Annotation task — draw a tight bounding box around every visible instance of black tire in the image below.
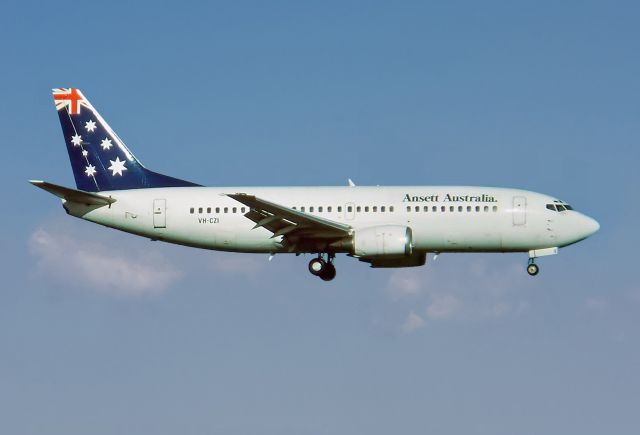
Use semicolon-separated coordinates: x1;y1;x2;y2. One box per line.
308;258;326;276
320;263;337;281
527;263;539;276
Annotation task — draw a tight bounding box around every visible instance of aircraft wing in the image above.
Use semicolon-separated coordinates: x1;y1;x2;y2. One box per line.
227;193;351;247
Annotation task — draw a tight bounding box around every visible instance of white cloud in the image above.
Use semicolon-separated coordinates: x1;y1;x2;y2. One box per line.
385;256;531;325
386;269;423;299
29;227;181;297
209;253;267;277
426;294;461;320
401;311;425;333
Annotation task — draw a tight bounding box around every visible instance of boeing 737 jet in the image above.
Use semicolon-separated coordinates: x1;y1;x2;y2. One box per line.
31;88;599;281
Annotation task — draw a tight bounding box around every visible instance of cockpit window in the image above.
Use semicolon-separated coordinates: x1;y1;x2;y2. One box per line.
546;201;573;212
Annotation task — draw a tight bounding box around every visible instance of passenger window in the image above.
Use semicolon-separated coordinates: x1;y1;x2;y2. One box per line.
232;207;236;213
406;206;411;212
198;207;203;214
190;207;194;214
356;206;361;212
319;206;323;212
484;206;489;212
475;206;480;212
381;206;386;212
372;206;377;212
310;206;314;213
390;206;394;212
301;206;305;212
458;206;463;212
450;206;455;212
207;207;211;214
467;206;471;212
365;206;370;212
224;207;228;213
493;206;498;212
339;206;343;212
216;207;220;213
415;206;420;212
241;207;246;213
292;206;297;210
441;206;446;212
346;206;351;212
423;206;429;212
432;206;437;212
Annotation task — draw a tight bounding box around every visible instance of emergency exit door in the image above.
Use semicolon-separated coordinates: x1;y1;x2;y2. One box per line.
153;199;166;228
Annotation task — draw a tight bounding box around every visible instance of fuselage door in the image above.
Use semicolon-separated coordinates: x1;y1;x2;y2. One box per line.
153;198;166;228
512;196;526;226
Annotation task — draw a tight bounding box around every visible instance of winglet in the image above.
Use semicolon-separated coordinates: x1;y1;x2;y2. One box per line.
348;178;356;187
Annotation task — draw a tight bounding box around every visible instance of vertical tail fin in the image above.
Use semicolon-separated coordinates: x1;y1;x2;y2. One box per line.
53;88;199;192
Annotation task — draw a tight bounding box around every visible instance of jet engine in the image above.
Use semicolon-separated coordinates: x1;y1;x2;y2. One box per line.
352;225;413;257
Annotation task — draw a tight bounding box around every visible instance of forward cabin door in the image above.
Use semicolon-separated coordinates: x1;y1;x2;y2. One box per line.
153;199;167;228
512;196;526;226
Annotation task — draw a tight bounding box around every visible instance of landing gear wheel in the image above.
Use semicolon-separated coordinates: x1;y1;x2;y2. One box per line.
319;262;336;281
527;263;539;276
308;257;327;276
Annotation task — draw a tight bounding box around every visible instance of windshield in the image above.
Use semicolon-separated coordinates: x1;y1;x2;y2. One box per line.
546;200;573;212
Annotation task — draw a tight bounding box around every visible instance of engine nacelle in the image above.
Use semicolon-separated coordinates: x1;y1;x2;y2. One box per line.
366;253;426;268
352;225;413;258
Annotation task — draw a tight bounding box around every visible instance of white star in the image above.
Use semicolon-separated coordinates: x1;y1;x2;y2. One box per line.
101;138;113;150
108;156;127;176
85;120;97;132
85;164;97;177
82;150;89;157
71;134;82;146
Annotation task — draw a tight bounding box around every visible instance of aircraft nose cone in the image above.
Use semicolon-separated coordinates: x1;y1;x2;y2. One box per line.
580;214;600;238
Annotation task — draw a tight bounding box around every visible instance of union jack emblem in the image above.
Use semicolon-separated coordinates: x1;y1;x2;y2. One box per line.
53;88;88;115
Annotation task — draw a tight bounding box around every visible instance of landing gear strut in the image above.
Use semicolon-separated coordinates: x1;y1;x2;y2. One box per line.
527;258;539;276
308;253;337;281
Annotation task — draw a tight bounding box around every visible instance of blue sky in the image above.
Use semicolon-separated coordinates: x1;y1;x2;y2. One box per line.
1;1;639;434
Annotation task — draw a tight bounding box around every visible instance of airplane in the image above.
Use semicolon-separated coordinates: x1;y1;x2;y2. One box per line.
31;88;600;281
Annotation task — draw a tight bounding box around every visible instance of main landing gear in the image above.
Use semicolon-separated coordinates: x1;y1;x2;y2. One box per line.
527;258;540;276
308;253;337;281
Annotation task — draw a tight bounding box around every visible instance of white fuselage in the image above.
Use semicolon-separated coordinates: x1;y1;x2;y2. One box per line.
64;186;599;255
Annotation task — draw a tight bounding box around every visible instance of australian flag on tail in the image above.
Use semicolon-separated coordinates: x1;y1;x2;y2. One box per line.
53;88;199;192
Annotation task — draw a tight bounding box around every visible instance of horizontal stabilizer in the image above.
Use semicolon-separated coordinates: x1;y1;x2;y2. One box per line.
29;180;116;205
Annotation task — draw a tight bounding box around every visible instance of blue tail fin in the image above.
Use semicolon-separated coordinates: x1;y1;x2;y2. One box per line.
53;88;200;192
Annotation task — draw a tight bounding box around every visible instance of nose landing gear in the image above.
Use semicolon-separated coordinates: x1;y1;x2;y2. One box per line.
308;254;337;281
526;247;558;276
527;258;539;276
